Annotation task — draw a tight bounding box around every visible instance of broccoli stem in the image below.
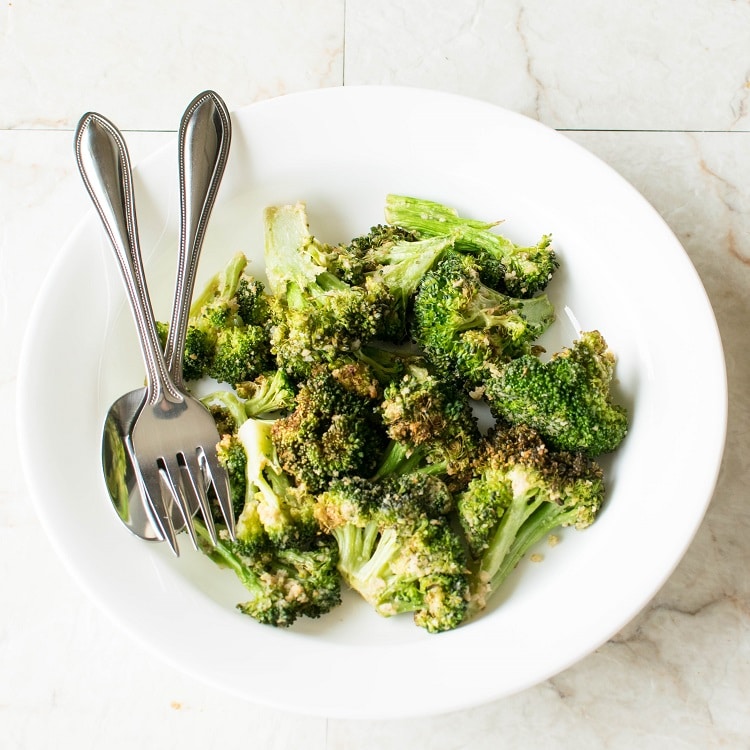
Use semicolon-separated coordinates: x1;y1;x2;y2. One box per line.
372;441;428;480
384;194;512;256
334;524;402;608
189;252;247;317
194;519;264;596
491;502;580;592
477;492;545;589
332;522;380;580
470;494;582;614
201;390;249;429
385;194;498;234
351;527;399;588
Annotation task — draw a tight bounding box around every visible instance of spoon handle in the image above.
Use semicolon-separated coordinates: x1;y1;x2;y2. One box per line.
165;90;232;387
74;113;181;405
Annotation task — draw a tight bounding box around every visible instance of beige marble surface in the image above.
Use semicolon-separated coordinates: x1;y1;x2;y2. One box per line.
2;1;749;747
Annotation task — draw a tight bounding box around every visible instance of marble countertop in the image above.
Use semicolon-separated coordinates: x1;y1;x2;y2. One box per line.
2;1;748;747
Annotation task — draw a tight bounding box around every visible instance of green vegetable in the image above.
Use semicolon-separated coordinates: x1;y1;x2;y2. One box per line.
271;368;388;493
316;474;469;633
376;358;482;491
485;330;628;456
457;423;604;615
384;194;558;297
198;521;340;627
161;252;274;385
264;203;394;380
412;250;555;387
180;194;628;632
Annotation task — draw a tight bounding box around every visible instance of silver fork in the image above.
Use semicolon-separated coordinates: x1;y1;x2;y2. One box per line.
75;110;234;555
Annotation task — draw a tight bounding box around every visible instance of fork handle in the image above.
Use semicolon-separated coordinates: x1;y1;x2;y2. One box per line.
165;91;232;388
75;112;182;405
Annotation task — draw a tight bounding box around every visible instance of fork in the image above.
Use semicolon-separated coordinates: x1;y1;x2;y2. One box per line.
75;110;234;555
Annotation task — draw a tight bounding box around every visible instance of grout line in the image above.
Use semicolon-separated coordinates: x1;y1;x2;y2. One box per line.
2;126;750;135
0;127;178;134
558;128;750;134
342;0;347;87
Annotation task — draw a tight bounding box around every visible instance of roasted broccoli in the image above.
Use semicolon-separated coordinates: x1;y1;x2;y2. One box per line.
376;359;482;490
384;194;559;297
203;370;295;433
183;195;629;633
412;251;555;387
235;369;297;416
271;368;388;493
457;423;604;615
233;416;319;550
315;473;469;632
215;432;248;520
484;330;628;456
197;521;340;627
167;252;274;384
362;232;456;341
210;406;320;551
264;203;393;379
345;224;419;269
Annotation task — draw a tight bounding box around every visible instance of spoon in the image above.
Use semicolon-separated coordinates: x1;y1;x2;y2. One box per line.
99;91;232;541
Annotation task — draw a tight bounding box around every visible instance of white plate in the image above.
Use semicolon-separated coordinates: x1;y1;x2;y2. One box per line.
17;86;727;719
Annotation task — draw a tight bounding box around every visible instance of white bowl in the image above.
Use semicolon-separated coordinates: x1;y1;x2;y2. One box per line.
17;86;727;719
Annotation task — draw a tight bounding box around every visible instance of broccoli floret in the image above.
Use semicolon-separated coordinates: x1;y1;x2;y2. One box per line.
485;330;629;456
198;520;340;627
384;194;558;297
165;252;274;385
209;325;272;386
457;423;604;615
234;417;319;549
412;251;555;387
181;326;215;382
264;203;394;379
346;224;419;267
271;369;388;493
362;232;456;341
215;433;248;520
203;371;296;433
235;274;272;327
304;224;425;287
315;474;468;632
376;359;482;490
328;361;382;400
156;318;213;383
235;370;296;416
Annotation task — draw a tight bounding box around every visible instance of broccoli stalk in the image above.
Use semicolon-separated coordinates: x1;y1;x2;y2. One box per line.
384;194;558;297
457;424;604;615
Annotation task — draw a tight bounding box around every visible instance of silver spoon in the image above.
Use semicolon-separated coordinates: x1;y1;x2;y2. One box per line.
98;91;232;541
